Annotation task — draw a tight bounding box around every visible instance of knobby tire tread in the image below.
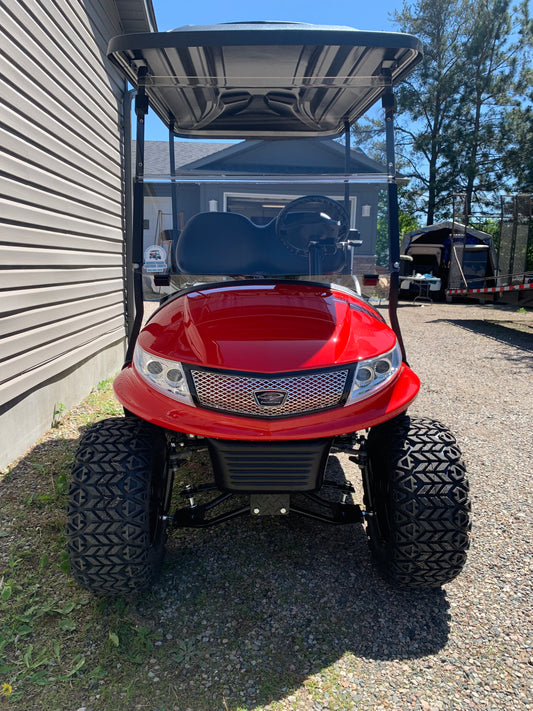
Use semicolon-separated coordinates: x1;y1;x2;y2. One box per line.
67;417;167;596
366;415;471;588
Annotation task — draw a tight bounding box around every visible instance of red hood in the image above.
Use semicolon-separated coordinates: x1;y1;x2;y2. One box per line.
138;282;396;373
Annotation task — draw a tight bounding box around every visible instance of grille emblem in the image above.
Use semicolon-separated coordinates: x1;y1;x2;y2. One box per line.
253;389;288;408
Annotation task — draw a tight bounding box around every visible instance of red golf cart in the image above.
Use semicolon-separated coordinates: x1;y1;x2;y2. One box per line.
67;22;470;595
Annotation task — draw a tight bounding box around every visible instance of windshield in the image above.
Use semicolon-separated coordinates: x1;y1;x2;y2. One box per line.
140;138;389;300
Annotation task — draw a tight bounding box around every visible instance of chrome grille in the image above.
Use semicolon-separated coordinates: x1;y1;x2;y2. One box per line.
190;368;349;417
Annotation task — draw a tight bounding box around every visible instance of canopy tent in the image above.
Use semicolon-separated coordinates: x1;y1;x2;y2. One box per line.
401;221;498;295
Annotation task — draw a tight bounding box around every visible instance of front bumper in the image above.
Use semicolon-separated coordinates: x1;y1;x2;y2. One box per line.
114;363;419;440
207;437;332;492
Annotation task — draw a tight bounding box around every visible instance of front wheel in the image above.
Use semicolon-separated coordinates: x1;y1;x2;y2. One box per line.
67;417;171;596
363;415;471;588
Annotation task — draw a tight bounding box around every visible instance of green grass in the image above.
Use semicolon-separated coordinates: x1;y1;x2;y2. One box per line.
0;380;307;711
0;380;149;708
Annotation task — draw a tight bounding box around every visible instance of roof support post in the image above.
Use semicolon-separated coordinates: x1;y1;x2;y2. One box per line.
169;119;179;238
123;88;136;344
125;67;149;364
343;119;351;220
383;84;407;362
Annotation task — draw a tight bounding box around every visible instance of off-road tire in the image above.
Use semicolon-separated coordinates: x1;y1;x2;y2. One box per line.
67;417;170;596
363;415;471;588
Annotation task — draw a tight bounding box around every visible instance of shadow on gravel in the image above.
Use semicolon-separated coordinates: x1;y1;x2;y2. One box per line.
433;318;533;357
134;458;452;709
2;436;451;711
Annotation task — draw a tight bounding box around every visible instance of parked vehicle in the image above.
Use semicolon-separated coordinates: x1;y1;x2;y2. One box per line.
399;221;497;300
67;22;471;595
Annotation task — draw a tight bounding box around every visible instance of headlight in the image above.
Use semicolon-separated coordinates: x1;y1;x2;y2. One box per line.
133;344;194;405
347;342;402;404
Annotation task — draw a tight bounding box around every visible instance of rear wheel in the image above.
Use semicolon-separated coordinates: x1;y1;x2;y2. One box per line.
67;417;171;596
363;415;471;588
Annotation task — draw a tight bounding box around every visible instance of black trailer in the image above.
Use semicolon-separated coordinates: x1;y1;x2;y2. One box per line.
400;221;498;301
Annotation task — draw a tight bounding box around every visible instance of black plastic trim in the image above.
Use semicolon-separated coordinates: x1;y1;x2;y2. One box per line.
152;278;374;321
207;437;333;493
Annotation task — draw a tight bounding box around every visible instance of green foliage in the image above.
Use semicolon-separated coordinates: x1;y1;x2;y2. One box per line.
0;522;161;704
399;211;420;237
356;0;532;225
376;189;420;267
351;116;386;164
171;638;200;665
96;378;113;392
0;564;89;701
498;1;533;193
0;385;126;705
453;0;519;213
394;0;473;223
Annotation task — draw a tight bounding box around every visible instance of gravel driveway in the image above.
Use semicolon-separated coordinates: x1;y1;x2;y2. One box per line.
129;300;532;711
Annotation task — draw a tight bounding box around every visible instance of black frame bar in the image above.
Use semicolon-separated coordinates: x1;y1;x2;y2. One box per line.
125;69;148;365
169;119;179;242
383;85;407;362
344;119;351;218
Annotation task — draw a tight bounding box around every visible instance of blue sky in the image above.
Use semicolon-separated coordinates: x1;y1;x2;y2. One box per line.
151;0;401;33
143;0;403;140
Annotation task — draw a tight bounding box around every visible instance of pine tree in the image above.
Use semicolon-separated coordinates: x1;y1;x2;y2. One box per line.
353;1;529;226
454;0;519;216
498;0;533;192
393;0;470;224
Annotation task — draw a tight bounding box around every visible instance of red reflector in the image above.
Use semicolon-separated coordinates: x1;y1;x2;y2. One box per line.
363;274;379;286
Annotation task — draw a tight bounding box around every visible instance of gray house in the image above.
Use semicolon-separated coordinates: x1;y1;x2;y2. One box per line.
142;139;386;273
0;0;156;469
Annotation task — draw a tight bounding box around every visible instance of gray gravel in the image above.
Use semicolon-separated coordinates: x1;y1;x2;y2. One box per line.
135;301;532;711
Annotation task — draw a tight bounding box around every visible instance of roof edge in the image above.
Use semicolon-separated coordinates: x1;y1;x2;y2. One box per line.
114;0;157;34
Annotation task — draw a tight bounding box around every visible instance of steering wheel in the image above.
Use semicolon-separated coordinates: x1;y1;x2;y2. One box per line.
275;195;350;256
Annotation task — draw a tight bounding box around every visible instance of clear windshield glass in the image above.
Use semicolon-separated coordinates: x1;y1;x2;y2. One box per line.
139;138;390;300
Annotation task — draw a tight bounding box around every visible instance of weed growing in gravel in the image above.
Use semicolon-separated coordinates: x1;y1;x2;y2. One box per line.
51;402;66;428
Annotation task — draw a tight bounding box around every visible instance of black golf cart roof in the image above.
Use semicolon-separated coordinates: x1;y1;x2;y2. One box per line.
108;21;422;138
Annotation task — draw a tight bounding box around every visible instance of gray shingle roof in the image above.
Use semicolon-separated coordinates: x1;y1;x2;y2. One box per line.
141;141;237;174
139;139;388;177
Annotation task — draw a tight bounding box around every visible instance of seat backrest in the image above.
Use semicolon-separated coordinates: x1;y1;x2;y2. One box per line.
176;212;264;274
175;210;346;276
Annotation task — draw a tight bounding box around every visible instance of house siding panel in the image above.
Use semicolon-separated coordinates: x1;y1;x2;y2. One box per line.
1;292;124;338
0;223;123;253
2;312;125;382
0;331;123;409
0;129;122;203
0;0;129;469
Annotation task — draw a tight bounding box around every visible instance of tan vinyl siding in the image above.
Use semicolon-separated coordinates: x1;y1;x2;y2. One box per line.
0;0;129;468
